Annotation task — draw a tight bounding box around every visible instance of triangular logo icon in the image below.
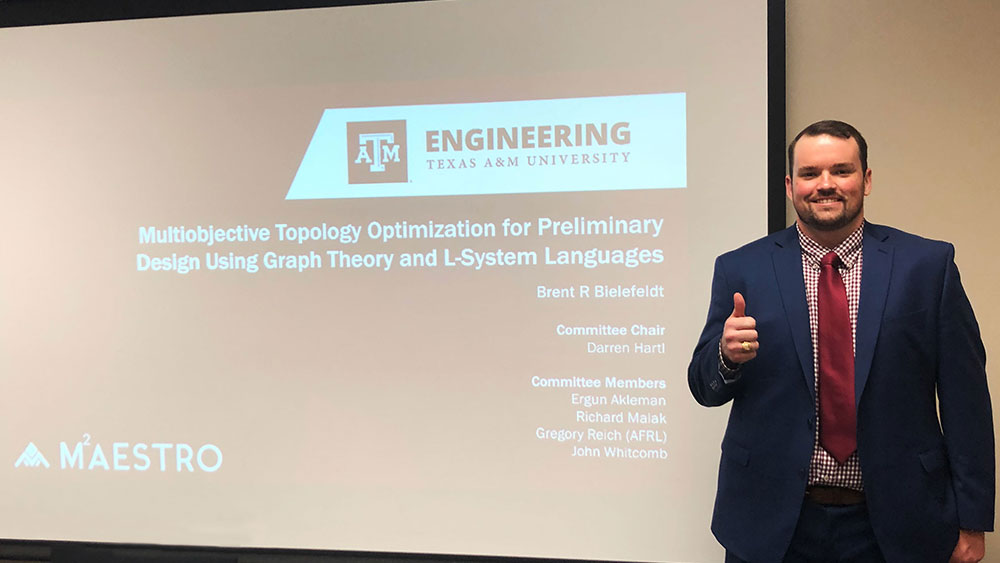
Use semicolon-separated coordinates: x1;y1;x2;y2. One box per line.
14;442;50;468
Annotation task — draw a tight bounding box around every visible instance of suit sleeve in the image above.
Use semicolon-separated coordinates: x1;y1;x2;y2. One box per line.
936;244;995;531
688;255;745;406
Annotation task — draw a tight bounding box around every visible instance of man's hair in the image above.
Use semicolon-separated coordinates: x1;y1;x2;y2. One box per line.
787;120;868;174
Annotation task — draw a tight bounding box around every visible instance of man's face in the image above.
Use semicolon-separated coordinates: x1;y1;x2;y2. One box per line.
785;134;872;237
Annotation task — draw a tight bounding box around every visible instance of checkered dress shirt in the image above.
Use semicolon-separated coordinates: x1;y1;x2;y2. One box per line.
798;223;864;491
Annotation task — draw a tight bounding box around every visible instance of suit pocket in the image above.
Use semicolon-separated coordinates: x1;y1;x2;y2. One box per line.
918;446;952;503
918;447;947;473
722;439;750;467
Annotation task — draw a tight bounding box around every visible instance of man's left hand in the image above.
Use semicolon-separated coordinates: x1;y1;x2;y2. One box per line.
949;530;985;563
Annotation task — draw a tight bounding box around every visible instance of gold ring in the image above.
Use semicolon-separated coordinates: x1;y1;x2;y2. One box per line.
741;341;751;352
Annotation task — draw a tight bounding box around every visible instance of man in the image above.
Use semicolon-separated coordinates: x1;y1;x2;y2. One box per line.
688;120;994;563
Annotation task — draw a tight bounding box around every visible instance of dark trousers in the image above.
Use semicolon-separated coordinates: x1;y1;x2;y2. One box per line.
725;498;885;563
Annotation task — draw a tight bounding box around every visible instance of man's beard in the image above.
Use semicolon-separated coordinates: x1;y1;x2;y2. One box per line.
796;200;863;232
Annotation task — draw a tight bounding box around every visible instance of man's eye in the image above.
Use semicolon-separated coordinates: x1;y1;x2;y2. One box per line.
799;172;817;178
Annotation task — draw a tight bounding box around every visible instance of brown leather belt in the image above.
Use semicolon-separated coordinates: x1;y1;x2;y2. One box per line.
805;485;865;506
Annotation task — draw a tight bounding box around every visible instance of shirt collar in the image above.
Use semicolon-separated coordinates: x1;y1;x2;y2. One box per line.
796;222;864;269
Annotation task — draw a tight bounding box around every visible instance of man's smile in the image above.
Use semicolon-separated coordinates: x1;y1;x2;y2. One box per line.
810;197;844;205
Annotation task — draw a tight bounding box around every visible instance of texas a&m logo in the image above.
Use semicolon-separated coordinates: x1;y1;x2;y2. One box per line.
346;120;407;184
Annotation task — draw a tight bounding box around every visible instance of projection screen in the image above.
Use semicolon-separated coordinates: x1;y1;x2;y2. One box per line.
0;1;775;561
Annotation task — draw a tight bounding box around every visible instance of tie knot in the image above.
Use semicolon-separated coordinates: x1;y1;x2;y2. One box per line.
821;251;841;268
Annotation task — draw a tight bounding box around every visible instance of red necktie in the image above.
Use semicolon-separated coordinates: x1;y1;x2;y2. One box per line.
818;251;856;463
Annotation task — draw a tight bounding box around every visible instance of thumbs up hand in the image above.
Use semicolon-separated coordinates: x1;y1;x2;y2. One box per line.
721;292;758;364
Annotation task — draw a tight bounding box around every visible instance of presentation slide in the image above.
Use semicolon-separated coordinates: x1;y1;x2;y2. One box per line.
0;1;769;561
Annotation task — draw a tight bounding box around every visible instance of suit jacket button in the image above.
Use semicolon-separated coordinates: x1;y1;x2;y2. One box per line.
806;418;814;430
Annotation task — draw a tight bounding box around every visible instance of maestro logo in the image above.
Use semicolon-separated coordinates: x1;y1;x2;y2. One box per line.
12;436;223;473
14;442;50;468
347;120;408;184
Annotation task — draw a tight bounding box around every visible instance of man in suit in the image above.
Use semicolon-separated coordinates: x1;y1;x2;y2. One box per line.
688;120;994;563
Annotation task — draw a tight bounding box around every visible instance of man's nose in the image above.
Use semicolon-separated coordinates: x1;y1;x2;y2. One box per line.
819;171;835;189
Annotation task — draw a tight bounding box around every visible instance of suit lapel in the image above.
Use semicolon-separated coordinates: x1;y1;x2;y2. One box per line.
771;227;815;399
855;223;892;405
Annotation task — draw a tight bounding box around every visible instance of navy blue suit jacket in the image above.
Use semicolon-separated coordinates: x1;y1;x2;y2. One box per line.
688;223;994;563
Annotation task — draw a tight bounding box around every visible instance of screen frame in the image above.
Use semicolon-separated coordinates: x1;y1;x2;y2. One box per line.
0;1;787;561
